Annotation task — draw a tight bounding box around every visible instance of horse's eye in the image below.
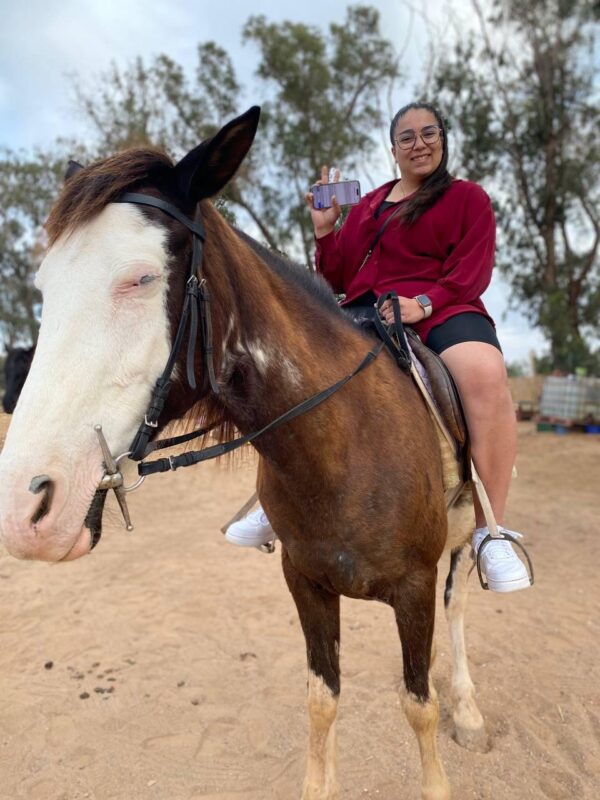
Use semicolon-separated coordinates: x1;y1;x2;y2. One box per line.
139;274;156;285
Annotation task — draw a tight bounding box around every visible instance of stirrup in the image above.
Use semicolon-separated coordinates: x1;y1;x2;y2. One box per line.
258;540;276;554
475;531;535;591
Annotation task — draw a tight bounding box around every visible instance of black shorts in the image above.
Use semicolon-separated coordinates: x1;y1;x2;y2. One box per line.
426;312;502;355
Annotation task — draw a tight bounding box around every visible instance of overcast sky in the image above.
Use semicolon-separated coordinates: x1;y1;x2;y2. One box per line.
0;0;546;363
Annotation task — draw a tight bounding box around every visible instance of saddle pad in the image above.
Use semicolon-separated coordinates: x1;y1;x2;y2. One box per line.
406;329;468;449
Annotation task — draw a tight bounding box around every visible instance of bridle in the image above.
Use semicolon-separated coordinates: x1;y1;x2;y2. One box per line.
95;192;384;532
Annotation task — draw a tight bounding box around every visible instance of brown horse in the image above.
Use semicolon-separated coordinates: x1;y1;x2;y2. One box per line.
0;108;487;799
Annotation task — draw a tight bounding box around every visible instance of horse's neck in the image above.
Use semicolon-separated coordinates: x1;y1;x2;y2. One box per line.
203;212;362;453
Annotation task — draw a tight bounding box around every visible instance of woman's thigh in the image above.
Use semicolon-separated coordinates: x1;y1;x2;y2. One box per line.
426;312;501;356
426;313;507;401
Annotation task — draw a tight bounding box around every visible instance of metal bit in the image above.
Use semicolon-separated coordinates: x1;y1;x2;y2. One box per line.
94;424;134;532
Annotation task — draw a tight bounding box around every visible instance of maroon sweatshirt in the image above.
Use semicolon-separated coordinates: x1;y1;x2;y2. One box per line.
315;178;496;342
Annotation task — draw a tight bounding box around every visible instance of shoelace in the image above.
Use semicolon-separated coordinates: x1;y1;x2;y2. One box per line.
482;528;524;561
485;540;516;561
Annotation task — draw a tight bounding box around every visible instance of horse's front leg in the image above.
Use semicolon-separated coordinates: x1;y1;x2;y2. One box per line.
394;568;451;800
444;544;489;752
282;549;340;800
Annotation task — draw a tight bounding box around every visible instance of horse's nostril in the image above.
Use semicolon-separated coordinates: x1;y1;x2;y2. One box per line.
29;475;54;526
29;474;51;495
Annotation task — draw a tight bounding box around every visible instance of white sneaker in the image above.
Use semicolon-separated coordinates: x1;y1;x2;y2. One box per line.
225;507;276;549
472;527;531;593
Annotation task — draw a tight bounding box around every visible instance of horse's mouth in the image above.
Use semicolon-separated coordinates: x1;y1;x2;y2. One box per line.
84;489;107;550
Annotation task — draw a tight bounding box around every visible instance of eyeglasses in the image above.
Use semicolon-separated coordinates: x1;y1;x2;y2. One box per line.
394;125;442;150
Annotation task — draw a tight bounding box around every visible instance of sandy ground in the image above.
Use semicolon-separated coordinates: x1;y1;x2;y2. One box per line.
0;414;598;800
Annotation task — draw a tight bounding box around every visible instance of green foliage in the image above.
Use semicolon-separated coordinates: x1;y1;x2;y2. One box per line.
427;0;599;372
242;6;401;263
0;5;403;350
72;44;242;156
0;148;71;346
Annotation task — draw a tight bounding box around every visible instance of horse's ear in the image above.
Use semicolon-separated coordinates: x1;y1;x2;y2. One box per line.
65;160;84;181
174;106;261;202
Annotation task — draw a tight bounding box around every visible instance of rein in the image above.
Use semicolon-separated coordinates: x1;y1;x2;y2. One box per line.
97;193;384;529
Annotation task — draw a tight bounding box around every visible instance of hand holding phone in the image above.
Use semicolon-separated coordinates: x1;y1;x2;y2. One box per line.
311;179;361;209
305;165;360;239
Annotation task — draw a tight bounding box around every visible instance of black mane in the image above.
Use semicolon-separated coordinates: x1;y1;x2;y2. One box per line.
235;229;350;321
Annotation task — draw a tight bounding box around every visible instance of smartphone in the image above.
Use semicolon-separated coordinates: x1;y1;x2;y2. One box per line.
311;180;361;209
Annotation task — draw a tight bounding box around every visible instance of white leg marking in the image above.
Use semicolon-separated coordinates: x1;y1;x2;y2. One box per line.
445;545;489;752
402;685;451;800
302;671;339;800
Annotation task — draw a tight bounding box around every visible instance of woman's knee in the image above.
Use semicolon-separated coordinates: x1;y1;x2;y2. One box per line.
441;343;508;399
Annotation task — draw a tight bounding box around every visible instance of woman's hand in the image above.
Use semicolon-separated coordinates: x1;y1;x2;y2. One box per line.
378;296;426;325
305;165;342;239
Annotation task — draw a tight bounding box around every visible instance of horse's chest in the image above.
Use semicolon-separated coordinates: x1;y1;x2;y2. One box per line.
285;539;371;597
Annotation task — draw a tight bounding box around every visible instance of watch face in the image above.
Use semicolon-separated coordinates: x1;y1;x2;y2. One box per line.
416;294;431;307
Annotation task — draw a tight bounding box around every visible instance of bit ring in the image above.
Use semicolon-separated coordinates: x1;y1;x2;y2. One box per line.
114;452;146;492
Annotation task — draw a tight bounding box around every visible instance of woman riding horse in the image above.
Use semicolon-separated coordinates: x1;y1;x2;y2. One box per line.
226;102;530;595
0;106;523;798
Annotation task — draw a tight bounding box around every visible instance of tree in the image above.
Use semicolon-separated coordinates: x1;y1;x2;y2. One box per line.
0;148;72;347
69;5;400;262
426;0;599;373
0;6;403;350
242;5;401;264
72;44;242;155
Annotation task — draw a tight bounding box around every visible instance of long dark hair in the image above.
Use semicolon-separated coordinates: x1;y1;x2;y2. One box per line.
389;102;452;225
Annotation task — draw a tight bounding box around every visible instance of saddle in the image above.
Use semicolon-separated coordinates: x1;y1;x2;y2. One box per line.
405;328;467;448
346;302;471;492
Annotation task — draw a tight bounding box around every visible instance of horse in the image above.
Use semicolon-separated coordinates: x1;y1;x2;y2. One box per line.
2;345;36;413
0;107;488;800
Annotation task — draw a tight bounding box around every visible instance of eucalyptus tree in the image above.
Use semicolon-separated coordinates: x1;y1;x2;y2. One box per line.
427;0;599;372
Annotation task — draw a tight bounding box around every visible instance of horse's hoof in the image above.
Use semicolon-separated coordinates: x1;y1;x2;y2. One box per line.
422;778;452;800
452;722;490;753
301;784;340;800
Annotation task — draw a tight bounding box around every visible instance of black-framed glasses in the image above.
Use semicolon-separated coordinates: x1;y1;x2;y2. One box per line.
394;125;442;150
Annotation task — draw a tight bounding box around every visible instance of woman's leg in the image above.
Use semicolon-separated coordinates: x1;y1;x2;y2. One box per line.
438;341;516;527
439;340;529;592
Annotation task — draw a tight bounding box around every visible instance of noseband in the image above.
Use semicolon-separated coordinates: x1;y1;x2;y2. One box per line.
96;193;384;532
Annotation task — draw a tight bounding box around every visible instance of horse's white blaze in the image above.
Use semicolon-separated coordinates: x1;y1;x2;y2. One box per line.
0;204;172;561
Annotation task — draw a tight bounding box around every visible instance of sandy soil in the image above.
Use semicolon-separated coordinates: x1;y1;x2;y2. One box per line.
0;414;598;800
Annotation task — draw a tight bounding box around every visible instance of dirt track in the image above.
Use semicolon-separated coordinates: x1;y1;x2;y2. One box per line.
0;414;598;800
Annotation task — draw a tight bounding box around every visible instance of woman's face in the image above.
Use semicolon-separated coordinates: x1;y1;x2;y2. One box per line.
391;108;444;184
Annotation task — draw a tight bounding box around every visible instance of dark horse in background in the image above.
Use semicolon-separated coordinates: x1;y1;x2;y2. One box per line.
2;345;35;413
0;108;491;800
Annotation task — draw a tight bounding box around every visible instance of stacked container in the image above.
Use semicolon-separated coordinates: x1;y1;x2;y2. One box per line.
539;376;600;424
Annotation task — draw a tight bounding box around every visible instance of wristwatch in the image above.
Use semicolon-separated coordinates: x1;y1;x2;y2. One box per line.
414;294;433;319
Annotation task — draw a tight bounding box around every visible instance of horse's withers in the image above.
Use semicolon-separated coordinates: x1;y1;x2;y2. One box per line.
0;204;172;561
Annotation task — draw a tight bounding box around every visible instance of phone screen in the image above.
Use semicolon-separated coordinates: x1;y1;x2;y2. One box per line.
312;180;361;209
